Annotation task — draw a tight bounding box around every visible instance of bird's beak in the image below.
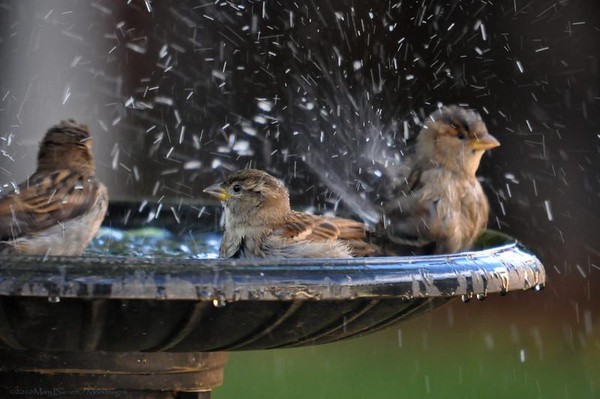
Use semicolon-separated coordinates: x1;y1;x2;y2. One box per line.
470;133;500;151
203;183;230;201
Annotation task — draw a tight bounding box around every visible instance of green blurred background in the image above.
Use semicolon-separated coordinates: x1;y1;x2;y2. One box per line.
217;289;598;398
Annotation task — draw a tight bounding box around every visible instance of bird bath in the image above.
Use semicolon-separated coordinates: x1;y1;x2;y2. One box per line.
0;203;546;398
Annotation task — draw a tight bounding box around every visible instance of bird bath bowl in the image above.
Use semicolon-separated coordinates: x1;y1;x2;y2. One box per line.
0;204;546;398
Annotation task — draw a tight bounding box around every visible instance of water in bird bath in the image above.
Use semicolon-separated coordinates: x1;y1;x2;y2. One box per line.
86;227;221;258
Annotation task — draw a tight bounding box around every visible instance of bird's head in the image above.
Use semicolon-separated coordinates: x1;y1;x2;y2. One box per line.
417;106;500;175
37;120;95;172
204;169;291;227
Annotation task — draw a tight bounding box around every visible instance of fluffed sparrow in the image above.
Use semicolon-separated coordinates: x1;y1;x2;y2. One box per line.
380;105;500;255
0;120;108;255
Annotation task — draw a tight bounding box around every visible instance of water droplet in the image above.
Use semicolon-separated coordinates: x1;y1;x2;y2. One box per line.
212;296;226;308
257;100;273;112
534;284;544;292
519;349;526;363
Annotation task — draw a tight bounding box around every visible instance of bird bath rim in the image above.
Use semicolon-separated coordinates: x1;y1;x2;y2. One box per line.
0;242;545;302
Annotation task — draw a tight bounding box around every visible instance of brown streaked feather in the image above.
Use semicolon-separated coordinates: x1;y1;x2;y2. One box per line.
345;239;379;257
0;170;104;241
278;212;376;256
329;217;370;241
280;212;356;242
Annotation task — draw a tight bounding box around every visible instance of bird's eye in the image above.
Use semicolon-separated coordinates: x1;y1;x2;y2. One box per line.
232;184;242;193
457;131;466;140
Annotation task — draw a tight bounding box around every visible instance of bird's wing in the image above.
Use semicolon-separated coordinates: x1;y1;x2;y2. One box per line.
0;170;104;241
277;211;377;257
219;230;252;258
381;166;439;253
278;212;342;242
328;217;370;241
279;211;367;242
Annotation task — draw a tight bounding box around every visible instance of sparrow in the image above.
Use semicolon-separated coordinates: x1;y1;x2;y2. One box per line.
0;120;108;256
203;169;376;258
379;105;500;255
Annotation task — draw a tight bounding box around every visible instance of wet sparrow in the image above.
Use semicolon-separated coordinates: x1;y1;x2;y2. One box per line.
0;120;108;255
380;105;500;255
204;169;375;258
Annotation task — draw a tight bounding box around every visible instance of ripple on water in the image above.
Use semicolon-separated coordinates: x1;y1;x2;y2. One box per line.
85;227;220;258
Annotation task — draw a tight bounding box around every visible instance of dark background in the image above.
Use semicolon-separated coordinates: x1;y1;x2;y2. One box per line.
0;1;598;398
